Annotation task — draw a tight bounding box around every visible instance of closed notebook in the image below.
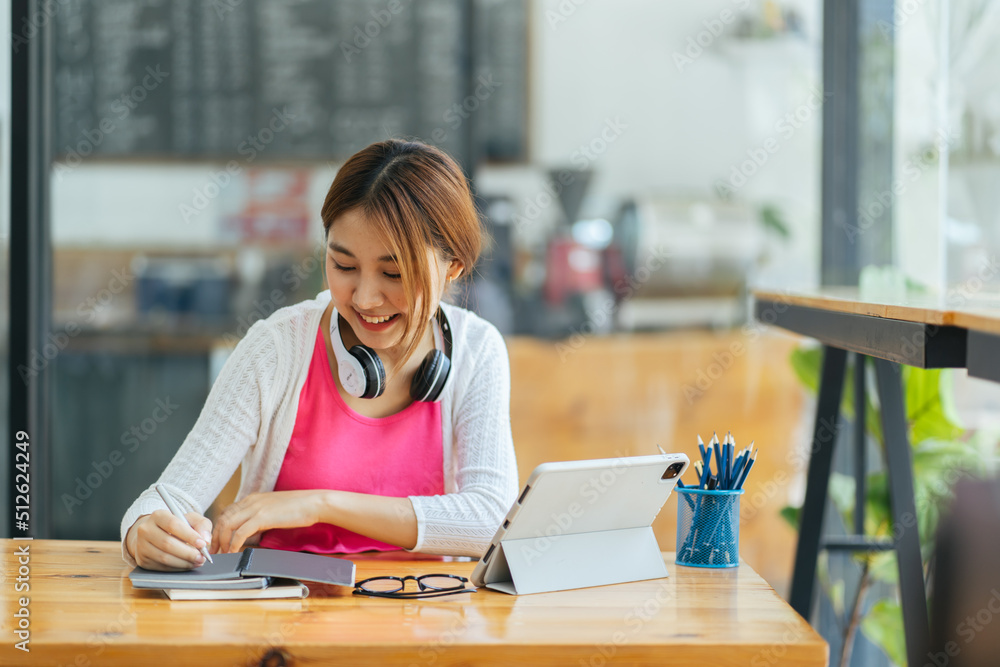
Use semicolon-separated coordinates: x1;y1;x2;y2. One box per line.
129;547;356;591
164;578;310;601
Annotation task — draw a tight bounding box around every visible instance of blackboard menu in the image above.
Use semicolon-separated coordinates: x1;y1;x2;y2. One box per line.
53;0;527;167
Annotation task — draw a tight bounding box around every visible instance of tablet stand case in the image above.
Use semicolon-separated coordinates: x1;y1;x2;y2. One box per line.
473;454;689;595
483;525;668;595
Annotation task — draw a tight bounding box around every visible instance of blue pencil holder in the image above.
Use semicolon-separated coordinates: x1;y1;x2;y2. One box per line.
675;488;743;568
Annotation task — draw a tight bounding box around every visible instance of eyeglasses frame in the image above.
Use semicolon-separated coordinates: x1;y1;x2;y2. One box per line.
352;573;476;599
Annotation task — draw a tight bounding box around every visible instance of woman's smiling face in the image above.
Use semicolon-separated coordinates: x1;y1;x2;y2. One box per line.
326;208;453;355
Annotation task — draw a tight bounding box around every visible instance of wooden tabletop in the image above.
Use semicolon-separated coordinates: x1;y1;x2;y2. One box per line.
753;287;1000;334
0;539;827;667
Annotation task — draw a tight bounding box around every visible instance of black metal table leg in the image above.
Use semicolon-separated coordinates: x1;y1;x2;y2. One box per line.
790;346;848;619
873;358;929;667
853;354;866;535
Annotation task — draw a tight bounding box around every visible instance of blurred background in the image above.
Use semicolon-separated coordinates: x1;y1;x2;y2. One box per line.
4;0;1000;663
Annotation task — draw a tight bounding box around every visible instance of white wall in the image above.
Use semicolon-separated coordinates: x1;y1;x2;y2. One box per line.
51;163;337;248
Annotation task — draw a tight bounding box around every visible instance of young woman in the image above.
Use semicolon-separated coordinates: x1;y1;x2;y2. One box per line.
122;139;518;571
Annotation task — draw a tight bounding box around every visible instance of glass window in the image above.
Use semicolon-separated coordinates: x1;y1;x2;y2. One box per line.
895;0;1000;293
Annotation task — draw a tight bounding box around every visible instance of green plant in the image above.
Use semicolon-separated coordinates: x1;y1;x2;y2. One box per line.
782;346;988;667
758;203;791;240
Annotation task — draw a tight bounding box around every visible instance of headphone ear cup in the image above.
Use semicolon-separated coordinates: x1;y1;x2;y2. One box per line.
411;350;450;402
349;345;385;399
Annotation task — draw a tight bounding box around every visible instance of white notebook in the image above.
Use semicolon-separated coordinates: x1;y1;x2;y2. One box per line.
164;578;309;600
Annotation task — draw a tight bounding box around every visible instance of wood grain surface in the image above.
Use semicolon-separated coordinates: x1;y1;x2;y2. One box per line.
0;539;827;667
753;287;1000;333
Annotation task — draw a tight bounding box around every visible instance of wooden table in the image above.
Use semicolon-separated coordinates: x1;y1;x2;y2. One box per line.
753;287;1000;667
954;309;1000;384
0;539;828;666
754;286;1000;382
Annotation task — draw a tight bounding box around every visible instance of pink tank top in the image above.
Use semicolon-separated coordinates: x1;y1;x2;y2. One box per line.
258;327;444;553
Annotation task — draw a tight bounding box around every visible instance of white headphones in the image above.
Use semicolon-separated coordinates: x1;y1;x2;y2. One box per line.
329;307;453;401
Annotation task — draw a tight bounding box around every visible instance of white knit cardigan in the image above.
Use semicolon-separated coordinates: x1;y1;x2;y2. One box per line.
120;290;519;567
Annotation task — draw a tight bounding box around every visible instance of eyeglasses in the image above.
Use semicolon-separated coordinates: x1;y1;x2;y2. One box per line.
353;573;476;599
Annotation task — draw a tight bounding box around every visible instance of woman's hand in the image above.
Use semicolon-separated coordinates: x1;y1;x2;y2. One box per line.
126;510;214;571
212;491;325;554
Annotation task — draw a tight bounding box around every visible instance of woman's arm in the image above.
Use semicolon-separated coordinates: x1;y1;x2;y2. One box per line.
318;492;418;548
119;319;279;568
213;490;417;553
406;324;519;556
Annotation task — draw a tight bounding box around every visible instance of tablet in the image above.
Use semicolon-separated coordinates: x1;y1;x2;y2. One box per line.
471;452;689;594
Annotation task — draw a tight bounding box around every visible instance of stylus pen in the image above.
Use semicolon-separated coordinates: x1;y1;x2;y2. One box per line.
155;484;214;564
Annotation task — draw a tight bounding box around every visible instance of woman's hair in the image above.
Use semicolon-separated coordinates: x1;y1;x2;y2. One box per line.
321;138;484;366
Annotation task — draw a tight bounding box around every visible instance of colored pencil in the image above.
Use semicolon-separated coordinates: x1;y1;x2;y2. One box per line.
712;432;722;481
735;447;758;490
